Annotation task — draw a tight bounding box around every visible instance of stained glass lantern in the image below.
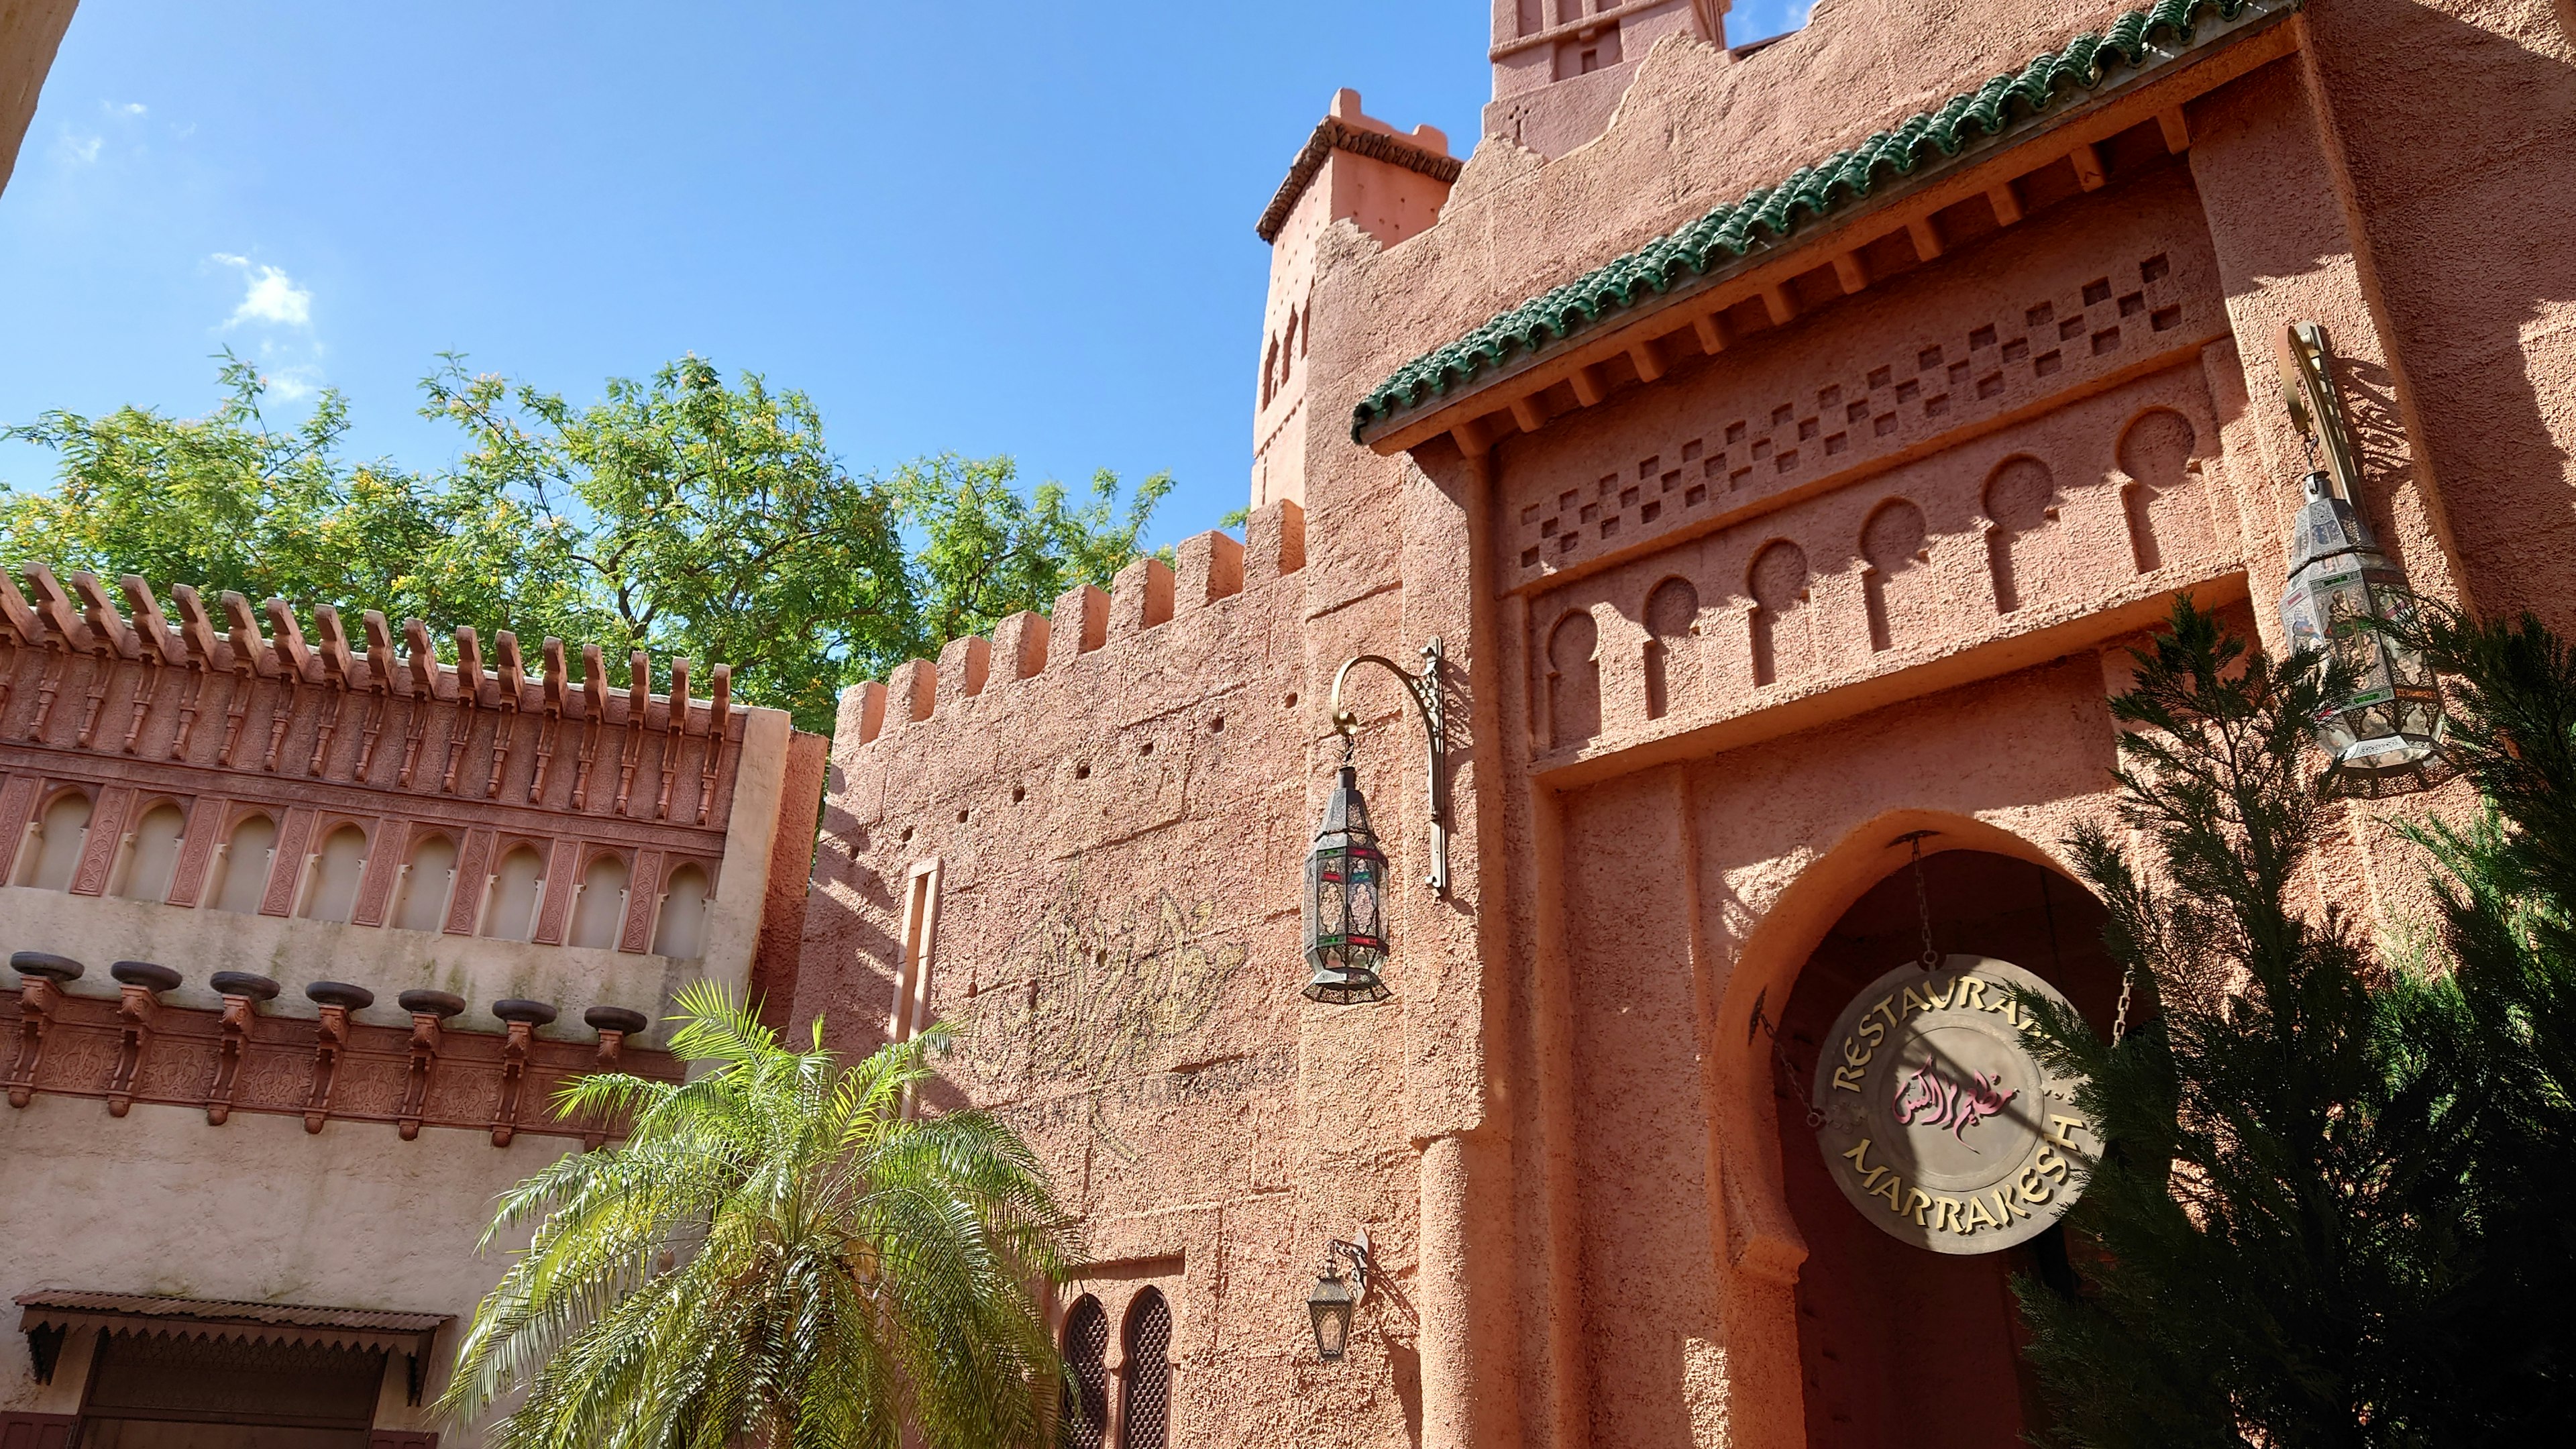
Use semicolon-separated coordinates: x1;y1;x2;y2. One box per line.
1306;1258;1357;1362
1303;764;1391;1004
2278;468;2452;798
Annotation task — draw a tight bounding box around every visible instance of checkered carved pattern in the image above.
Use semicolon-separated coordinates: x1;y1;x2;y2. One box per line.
1118;1289;1171;1449
1059;1295;1110;1449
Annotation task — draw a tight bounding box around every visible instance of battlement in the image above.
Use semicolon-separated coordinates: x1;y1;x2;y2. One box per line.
0;564;737;759
0;561;826;1049
840;500;1306;745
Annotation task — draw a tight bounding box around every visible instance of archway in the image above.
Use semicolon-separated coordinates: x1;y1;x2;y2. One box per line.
1776;846;2121;1448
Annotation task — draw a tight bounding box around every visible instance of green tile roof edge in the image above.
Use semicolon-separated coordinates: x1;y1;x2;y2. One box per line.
1351;0;2291;444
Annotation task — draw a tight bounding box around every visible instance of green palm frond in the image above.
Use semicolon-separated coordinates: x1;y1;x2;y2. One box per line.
441;986;1081;1449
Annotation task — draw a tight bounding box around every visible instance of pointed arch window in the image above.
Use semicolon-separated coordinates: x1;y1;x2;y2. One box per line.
1118;1288;1171;1449
1060;1294;1109;1449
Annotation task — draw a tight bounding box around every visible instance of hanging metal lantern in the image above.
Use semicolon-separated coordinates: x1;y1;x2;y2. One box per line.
2278;469;2451;798
2273;321;2451;799
1302;763;1391;1004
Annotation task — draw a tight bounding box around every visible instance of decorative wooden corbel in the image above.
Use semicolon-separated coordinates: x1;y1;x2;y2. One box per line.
215;592;268;767
580;1006;649;1148
20;566;86;741
394;989;466;1141
68;572;136;749
355;612;398;777
696;665;730;826
571;644;608;810
169;585;224;760
655;658;690;820
302;981;376;1133
6;953;83;1108
614;653;649;815
259;596;313;771
487;631;525;798
117;576;188;755
531;637;568;803
489;999;559;1146
309;605;360;776
441;627;484;794
399;618;439;787
203;971;279;1124
105;961;182;1117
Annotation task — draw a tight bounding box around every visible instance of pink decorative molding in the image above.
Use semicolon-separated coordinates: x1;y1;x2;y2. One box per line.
260;806;317;916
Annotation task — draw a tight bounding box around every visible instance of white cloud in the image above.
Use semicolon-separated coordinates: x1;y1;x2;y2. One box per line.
212;255;313;329
55;130;101;164
105;101;146;117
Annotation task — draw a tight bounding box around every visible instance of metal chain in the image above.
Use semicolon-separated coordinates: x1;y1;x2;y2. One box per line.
1909;836;1939;971
1750;996;1825;1129
2111;966;2136;1049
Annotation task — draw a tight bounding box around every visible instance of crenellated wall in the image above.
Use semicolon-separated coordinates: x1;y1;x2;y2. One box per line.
0;564;826;1432
799;496;1458;1448
0;566;825;1044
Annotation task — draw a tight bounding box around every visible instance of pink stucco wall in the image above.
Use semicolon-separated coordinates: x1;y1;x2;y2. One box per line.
801;3;2576;1446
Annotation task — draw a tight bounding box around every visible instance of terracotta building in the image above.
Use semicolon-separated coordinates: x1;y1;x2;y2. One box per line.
7;0;2576;1446
795;1;2576;1446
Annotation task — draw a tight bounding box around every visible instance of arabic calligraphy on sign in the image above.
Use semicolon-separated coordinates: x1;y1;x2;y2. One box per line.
1891;1062;2017;1143
1810;955;2094;1254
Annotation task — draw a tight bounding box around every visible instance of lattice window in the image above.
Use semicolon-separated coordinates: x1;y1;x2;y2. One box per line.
1119;1288;1172;1449
1061;1295;1110;1449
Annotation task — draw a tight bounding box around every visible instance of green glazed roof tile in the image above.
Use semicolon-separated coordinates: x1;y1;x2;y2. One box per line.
1352;0;2277;442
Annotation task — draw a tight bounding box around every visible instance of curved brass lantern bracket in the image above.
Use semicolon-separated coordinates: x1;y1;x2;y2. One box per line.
1328;637;1450;896
2277;320;2363;500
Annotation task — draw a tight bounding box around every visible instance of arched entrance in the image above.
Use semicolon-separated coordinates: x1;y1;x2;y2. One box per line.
1774;847;2121;1448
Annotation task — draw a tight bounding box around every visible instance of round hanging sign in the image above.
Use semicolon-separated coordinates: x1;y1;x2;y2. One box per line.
1810;955;2095;1254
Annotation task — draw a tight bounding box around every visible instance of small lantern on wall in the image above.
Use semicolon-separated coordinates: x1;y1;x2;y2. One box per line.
1302;759;1391;1004
1305;1234;1372;1362
2274;322;2453;798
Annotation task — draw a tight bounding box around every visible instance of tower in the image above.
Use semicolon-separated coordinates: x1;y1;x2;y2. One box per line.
1250;89;1460;511
1487;0;1725;159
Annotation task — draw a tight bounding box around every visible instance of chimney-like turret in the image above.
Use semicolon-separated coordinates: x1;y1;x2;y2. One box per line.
1487;0;1724;160
1250;89;1460;511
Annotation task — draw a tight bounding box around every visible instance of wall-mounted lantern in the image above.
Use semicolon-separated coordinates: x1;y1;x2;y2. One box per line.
1305;1232;1373;1362
1303;757;1391;1004
2273;321;2452;798
1302;639;1448;1005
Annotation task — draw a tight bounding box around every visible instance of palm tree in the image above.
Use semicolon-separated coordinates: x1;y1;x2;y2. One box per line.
438;982;1079;1449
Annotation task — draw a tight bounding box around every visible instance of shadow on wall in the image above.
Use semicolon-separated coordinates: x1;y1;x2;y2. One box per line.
2246;4;2576;627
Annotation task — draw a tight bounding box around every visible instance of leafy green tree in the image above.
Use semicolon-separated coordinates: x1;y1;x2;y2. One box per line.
4;354;1170;733
2387;606;2576;1428
441;983;1078;1449
0;352;602;645
2010;600;2546;1446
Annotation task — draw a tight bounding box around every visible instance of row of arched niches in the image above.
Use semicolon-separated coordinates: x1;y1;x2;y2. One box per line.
1059;1286;1171;1449
9;780;719;958
1532;384;2229;754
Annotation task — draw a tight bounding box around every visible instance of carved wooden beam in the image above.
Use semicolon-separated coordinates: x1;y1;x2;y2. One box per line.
105;961;180;1117
488;999;560;1146
6;954;80;1108
302;981;374;1133
394;990;465;1141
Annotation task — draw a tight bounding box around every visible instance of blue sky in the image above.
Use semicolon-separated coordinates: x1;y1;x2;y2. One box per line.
1;1;1809;549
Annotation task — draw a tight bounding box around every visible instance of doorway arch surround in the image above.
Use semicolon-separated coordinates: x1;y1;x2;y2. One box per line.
1700;808;2116;1449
